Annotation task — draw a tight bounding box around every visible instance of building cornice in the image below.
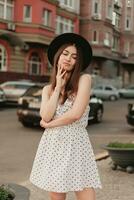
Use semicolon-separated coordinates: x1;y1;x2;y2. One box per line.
17;33;53;45
57;7;78;19
41;0;59;6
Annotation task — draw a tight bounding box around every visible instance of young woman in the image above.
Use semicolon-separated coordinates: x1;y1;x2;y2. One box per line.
30;33;102;200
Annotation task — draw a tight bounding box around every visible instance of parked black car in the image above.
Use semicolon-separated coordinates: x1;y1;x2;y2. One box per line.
126;103;134;126
17;85;104;127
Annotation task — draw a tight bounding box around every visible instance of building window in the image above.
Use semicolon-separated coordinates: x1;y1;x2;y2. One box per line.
104;32;110;46
115;13;120;28
112;36;119;51
94;2;99;13
23;5;32;23
92;31;99;44
28;52;41;75
125;16;131;30
124;41;129;57
93;0;101;14
56;16;74;34
58;0;79;13
107;3;112;19
42;9;52;27
62;0;74;8
112;11;120;28
0;0;14;20
0;45;7;71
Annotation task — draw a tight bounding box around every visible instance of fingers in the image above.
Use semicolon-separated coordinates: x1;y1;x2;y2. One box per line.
57;64;62;75
57;65;66;78
61;70;66;78
56;65;67;88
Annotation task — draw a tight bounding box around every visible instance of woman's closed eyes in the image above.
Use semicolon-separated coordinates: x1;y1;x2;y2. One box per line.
62;50;77;60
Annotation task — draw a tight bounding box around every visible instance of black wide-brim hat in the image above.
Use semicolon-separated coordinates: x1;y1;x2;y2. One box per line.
47;32;92;71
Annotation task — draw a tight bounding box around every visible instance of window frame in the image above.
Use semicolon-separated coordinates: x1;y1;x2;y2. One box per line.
112;36;119;51
0;44;8;72
92;0;102;15
62;0;75;9
23;4;32;23
125;16;131;30
0;0;14;20
104;32;111;47
42;9;52;27
106;2;113;20
28;52;42;75
92;30;99;44
56;16;74;34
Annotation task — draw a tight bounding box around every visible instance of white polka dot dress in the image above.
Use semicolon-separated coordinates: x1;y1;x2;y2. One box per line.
30;98;102;192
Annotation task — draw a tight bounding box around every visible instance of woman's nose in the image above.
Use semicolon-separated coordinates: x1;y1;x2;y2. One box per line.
66;54;71;61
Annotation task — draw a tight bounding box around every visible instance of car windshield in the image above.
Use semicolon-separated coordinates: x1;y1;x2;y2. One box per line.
23;85;43;97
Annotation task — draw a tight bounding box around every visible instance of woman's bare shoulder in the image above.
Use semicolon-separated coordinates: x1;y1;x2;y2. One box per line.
79;73;91;84
80;73;91;79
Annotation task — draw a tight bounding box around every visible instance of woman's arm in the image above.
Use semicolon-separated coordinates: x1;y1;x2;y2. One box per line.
40;74;91;128
40;85;61;122
40;65;66;122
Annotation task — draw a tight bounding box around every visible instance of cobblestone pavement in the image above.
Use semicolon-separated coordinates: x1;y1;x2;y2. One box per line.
96;157;134;200
20;156;134;200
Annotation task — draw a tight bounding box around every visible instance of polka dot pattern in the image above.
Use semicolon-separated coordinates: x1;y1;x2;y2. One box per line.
30;98;102;192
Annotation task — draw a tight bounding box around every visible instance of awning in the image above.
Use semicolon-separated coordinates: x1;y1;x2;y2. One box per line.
0;33;28;48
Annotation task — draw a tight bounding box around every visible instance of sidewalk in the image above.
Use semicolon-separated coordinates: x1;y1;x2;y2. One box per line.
19;154;134;200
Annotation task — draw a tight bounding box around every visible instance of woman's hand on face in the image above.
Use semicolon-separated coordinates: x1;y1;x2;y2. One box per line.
56;65;67;89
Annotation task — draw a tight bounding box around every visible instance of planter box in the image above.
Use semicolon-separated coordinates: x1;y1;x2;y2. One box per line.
103;145;134;173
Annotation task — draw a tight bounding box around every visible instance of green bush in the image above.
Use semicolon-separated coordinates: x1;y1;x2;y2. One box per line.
107;142;134;148
0;185;15;200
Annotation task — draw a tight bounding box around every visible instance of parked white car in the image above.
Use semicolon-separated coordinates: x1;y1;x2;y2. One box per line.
0;87;6;105
119;85;134;98
91;85;119;101
0;81;35;104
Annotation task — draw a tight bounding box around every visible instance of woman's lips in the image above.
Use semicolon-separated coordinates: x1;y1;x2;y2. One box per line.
63;62;70;66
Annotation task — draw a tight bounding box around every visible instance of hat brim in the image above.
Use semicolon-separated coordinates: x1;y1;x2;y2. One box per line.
47;33;92;71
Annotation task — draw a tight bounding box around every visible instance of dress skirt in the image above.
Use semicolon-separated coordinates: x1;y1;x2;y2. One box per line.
30;100;102;192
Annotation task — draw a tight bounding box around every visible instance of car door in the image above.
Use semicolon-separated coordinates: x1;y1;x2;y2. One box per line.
104;86;114;99
92;86;104;99
127;86;134;98
1;83;16;101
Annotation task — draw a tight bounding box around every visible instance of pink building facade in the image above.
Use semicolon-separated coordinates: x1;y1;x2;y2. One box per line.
80;0;134;85
0;0;79;82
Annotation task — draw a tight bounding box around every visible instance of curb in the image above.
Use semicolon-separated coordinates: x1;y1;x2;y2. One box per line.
95;151;109;161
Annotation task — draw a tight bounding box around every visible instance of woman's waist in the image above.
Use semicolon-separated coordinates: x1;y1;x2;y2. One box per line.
44;125;88;141
45;123;87;133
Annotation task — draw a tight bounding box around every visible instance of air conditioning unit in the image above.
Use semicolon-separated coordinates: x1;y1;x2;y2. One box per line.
22;44;29;51
93;14;101;20
7;23;16;31
127;1;132;7
104;39;110;46
114;0;122;7
123;51;129;58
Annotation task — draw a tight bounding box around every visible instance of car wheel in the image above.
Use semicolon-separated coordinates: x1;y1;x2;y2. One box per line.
95;108;103;123
109;95;117;101
119;93;124;98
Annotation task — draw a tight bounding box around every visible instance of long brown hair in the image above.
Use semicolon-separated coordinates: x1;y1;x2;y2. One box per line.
50;43;83;104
